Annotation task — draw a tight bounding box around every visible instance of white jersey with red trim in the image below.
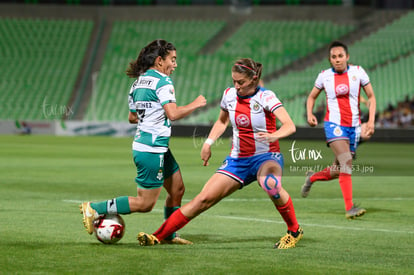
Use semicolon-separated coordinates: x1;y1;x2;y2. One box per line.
315;65;370;127
220;86;283;158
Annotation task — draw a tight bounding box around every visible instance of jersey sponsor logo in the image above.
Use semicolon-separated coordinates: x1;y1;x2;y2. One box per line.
135;76;158;89
264;94;276;103
165;77;173;84
335;83;349;96
236;114;250;128
139;79;154;86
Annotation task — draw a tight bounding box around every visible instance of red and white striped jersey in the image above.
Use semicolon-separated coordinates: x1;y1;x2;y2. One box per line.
315;65;370;127
220;86;282;158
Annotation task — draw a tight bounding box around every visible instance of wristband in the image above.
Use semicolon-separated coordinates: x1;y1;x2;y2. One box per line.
204;138;214;145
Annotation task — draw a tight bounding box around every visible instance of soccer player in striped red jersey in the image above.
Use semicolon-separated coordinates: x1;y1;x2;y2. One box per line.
137;58;303;249
301;41;377;219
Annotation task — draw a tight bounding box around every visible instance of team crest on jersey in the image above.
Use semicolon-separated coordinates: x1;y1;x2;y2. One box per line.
236;114;250;128
352;75;357;82
334;126;343;137
335;84;349;96
253;103;260;112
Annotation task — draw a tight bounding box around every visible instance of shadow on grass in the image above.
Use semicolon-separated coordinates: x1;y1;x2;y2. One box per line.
365;207;398;214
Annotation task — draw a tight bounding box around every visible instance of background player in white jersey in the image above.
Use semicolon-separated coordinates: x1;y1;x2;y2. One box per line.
80;39;206;244
137;58;303;249
301;41;376;219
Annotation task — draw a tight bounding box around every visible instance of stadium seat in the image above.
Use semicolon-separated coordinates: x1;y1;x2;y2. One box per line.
0;18;93;120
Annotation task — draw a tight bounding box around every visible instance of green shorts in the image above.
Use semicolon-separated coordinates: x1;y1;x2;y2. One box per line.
132;149;180;189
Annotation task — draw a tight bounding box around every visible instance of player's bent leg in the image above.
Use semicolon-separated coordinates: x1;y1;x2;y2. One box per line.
301;170;315;198
259;174;282;199
274;226;303;249
79;202;99;234
163;171;186;242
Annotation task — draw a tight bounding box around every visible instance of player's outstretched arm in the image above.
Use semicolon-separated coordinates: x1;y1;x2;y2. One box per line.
164;95;206;121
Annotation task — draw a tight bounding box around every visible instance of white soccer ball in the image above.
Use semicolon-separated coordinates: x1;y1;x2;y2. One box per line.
93;214;125;244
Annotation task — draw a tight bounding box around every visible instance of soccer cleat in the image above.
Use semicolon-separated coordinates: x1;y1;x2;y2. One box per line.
274;226;303;249
137;232;160;246
301;171;315;198
346;205;366;219
79;202;99;235
160;236;193;245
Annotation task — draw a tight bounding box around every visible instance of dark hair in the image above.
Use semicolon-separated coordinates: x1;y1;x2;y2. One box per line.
232;58;263;85
126;39;176;78
328;40;349;56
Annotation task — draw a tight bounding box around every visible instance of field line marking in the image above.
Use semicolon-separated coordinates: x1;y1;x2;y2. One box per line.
64;197;414;204
64;199;414;235
214;197;414;202
214;215;414;234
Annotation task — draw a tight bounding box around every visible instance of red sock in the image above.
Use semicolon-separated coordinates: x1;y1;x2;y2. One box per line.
339;173;353;211
310;167;333;183
153;209;190;241
276;197;299;233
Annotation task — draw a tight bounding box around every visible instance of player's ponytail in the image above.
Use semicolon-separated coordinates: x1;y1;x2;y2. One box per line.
126;39;176;78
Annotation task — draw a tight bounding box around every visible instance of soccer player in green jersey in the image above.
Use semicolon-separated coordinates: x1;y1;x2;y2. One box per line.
80;39;206;244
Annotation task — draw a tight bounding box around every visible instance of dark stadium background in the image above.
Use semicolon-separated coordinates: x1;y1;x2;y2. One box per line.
0;0;413;142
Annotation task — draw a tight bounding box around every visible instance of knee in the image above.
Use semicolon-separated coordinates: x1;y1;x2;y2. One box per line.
175;184;185;198
193;194;215;212
140;204;155;213
259;174;282;199
337;152;353;174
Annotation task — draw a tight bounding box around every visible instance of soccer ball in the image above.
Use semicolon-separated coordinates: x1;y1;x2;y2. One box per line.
93;214;125;244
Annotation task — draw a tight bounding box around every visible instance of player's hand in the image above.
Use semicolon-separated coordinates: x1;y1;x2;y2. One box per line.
193;95;207;108
256;132;278;143
362;122;375;138
201;143;212;166
307;114;318;127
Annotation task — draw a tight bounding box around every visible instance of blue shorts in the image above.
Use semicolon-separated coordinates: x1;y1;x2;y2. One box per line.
324;121;361;153
216;152;284;188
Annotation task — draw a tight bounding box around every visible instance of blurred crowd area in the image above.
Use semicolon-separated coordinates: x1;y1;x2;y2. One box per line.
308;94;414;129
377;95;414;128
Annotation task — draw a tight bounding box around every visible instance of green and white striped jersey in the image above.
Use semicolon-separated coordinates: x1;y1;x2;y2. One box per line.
128;69;176;153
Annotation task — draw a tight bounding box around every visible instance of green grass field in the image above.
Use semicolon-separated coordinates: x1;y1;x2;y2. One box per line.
1;135;413;274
